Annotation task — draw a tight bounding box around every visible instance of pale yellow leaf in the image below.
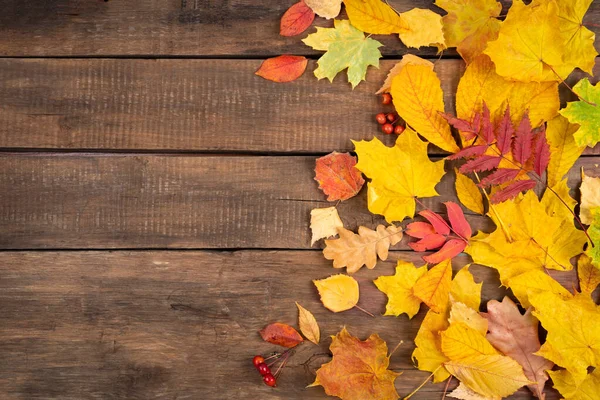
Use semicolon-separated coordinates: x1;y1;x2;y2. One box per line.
305;0;342;19
580;173;600;225
310;207;344;246
398;8;446;50
449;382;494;400
376;54;433;95
391;65;458;153
413;259;452;313
323;224;402;274
313;274;359;312
296;302;321;345
454;170;484;215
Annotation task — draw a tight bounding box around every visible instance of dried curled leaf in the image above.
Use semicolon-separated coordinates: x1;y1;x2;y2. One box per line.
296;302;320;345
310;327;401;400
374;260;426;318
484;297;554;398
255;55;308;83
259;322;304;348
314;152;365;201
313;274;359;312
323;225;402;274
310;207;344;246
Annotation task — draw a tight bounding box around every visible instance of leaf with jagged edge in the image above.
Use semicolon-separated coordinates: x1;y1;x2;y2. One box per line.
374;260;427;318
310;207;344;246
560;78;600;148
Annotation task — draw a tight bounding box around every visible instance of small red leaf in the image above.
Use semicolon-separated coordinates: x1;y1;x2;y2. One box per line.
513;113;533;164
406;221;436;239
440;113;477;134
314;152;365;201
280;1;315;37
259;322;304;348
490;179;537;204
409;234;447;252
496;106;514;155
459;155;501;173
447;145;488;160
533;128;550;176
423;239;467;264
477;168;521;188
419;210;451;236
444;201;472;239
255;55;308;83
481;102;494;144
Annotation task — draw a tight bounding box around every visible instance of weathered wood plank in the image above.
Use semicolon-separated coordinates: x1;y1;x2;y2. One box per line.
0;154;597;250
1;58;599;154
0;250;571;399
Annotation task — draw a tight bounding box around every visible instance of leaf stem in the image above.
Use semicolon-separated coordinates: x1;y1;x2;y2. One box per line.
403;365;442;400
389;340;404;357
355;305;375;317
441;376;453;400
473;172;513;242
546;63;596;106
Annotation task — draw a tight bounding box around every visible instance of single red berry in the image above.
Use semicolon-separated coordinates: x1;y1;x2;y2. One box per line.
257;363;271;376
382;123;394;134
382;93;392;105
394;125;405;135
263;373;277;387
386;113;397;123
253;355;265;368
375;113;387;125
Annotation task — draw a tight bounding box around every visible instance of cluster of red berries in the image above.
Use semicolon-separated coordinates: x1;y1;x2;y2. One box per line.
252;350;293;387
376;93;405;135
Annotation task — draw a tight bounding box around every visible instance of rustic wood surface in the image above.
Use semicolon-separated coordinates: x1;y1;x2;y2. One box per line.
0;0;599;399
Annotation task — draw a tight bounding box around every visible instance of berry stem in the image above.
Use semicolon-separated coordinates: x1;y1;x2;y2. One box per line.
354;305;375;317
273;349;293;378
403;365;441;400
389;340;404;357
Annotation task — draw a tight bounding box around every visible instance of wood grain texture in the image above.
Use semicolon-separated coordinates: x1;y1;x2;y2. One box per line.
1;154;597;250
0;250;574;399
1;58;599;154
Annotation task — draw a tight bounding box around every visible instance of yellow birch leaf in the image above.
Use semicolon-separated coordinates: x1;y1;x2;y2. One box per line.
373;260;426;318
305;0;342;19
344;0;407;34
531;291;600;381
448;302;488;335
580;173;600;225
441;322;498;360
546;115;585;188
413;259;452;313
578;254;600;295
398;8;446;50
484;0;565;82
435;0;502;63
376;54;433;95
310;207;344;246
449;382;494;400
354;129;445;222
506;269;573;308
296;302;321;345
549;369;600;400
454;170;484;215
313;274;359;312
323;224;403;273
391;65;459;153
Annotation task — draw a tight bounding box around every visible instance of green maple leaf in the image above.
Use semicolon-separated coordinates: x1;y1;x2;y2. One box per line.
302;20;382;88
588;207;600;267
560;78;600;148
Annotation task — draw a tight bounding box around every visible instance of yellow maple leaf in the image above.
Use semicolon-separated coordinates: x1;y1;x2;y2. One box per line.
578;254;600;295
398;8;446;50
376;54;433;95
580;173;600;225
412;266;481;382
296;302;320;345
484;0;565;82
454;170;484;215
344;0;407;34
310;327;401;400
505;269;573;308
531;291;600;381
323;225;402;273
354;129;445;222
413;259;452;313
455;55;559;139
549;369;600;400
313;274;359;312
546;115;585;188
310;207;344;246
373;260;426;318
435;0;502;63
305;0;342;19
390;65;458;153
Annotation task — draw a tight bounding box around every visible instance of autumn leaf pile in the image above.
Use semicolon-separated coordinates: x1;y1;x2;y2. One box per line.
255;0;600;399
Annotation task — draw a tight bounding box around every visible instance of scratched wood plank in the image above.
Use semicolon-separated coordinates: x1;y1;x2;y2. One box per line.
1;58;599;154
0;154;597;250
0;250;572;399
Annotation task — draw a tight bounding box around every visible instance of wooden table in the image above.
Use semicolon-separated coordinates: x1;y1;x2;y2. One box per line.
0;1;599;399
